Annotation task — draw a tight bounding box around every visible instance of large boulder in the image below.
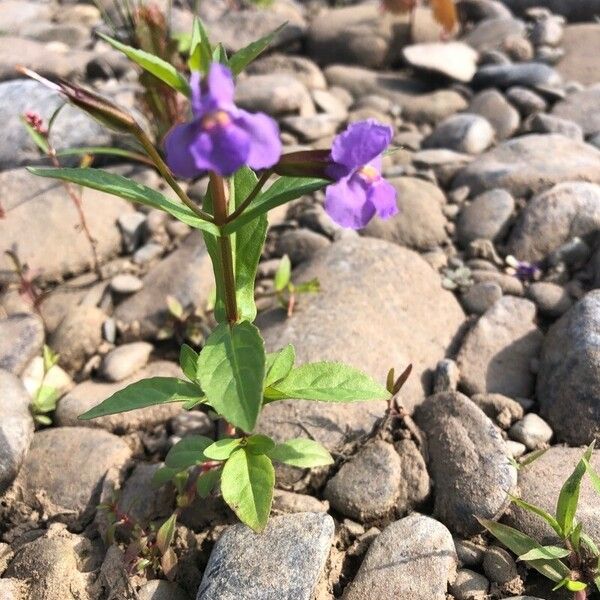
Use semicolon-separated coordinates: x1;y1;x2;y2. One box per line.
557;24;600;85
257;237;465;450
0;313;44;375
537;291;600;444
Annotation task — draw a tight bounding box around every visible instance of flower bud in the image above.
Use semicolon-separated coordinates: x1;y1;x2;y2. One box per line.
272;149;332;179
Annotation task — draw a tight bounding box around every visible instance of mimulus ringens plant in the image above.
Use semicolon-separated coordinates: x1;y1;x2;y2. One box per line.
23;18;399;532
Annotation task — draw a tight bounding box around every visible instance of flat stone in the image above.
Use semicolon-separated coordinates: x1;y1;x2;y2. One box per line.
452;134;600;197
506;86;547;117
423;114;495;154
463;17;526;52
56;361;184;433
468;89;520;139
0;168;133;283
537;291;600;444
257;237;465;451
114;231;213;340
0;314;44;375
457;189;515;247
552;85;600;136
507;182;600;262
343;514;457;600
99;342;153;382
402;42;478;82
196;512;334;600
324;440;402;522
472;62;561;89
557;24;600;85
13;427;131;525
414;392;517;536
0;370;34;494
362;177;447;250
457;297;542;398
504;446;600;545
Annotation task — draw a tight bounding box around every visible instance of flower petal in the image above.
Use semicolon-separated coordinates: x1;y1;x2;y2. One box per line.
207;63;235;106
190;71;203;116
324;174;375;229
235;110;282;170
368;178;398;220
330;119;393;170
164;121;203;179
189;121;251;176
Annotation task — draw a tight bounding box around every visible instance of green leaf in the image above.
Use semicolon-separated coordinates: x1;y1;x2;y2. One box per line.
188;17;212;73
268;438;333;468
222;176;329;235
165;435;213;469
34;385;59;412
196;467;222;498
42;344;59;372
509;495;563;538
156;514;177;554
79;377;203;420
556;443;595;536
246;434;275;455
566;580;587;592
197;321;265;432
595;575;600;592
519;447;549;468
212;43;229;65
204;437;243;461
179;344;199;382
264;345;295;388
152;466;181;487
221;447;274;532
56;146;151;164
274;255;291;292
477;518;570;583
27;167;220;236
580;532;600;556
228;23;286;75
571;521;583;552
583;458;600;496
21;118;50;154
34;414;52;426
518;546;571;561
264;362;390;403
97;32;190;96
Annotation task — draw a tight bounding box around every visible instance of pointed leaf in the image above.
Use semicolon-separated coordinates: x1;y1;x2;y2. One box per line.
274;255;291;292
165;435;213;469
228;23;286;75
156;514;177;554
566;580;587;592
97;32;190;96
152;466;181;487
179;344;199;382
188;17;212;73
221;447;274;532
264;345;295;388
268;438;333;468
28;167;219;236
197;321;265;432
264;362;390;403
79;377;204;420
509;495;563;538
204;437;242;461
478;518;570;583
518;546;571;561
583;458;600;496
196;467;222;498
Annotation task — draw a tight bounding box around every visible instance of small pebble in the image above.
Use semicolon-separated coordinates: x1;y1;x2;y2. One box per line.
506;440;527;458
454;538;486;567
100;342;154;382
433;358;460;393
483;546;519;585
461;281;503;315
133;242;164;265
450;568;490;600
110;274;143;295
509;413;553;449
118;212;146;252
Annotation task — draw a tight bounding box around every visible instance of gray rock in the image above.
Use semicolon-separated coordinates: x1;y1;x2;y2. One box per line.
457;189;515;247
454;538;486;567
362;177;447;251
21;22;90;48
138;581;191;600
0;578;26;598
275;228;330;266
483;546;520;586
170;411;213;438
196;512;334;600
468;89;520;139
557;24;600;86
343;514;457;600
457;297;543;398
471;392;524;429
502;0;600;24
472;62;561;89
506;86;547;117
525;282;572;317
0;1;54;33
110;274;144;295
324;440;402;522
450;568;490;600
402;42;478;82
280;114;340;142
461;281;503;315
117;211;146;252
395;438;431;513
505;446;600;545
312;89;348;120
509;413;553;449
413;148;474;186
457;0;513;21
50;305;106;373
414;392;517;536
433;358;460;392
99;342;153;382
0;371;34;493
552;85;600;136
247;54;326;91
470;270;524;296
0;314;44;375
527;113;583;140
56;361;185;433
507;182;600;263
114;231;213;340
463;17;526;52
13;427;131;524
257;238;465;452
452;134;600;197
133;242;164;265
272;490;329;514
537;291;600;444
424;114;495;154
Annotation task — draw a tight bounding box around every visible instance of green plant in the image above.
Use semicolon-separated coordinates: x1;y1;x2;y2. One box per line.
479;444;600;599
268;254;320;316
29;346;62;425
22;19;396;532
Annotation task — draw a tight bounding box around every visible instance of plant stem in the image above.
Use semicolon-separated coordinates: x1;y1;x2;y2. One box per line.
225;170;271;223
209;172;238;324
133;126;215;223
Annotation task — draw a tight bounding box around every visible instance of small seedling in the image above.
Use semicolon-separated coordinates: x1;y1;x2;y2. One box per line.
29;345;61;425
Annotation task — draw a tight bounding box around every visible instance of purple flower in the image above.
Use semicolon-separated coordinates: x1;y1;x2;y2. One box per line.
324;120;398;229
164;63;282;177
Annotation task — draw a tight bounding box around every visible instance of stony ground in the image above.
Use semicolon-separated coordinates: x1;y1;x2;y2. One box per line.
1;0;600;598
